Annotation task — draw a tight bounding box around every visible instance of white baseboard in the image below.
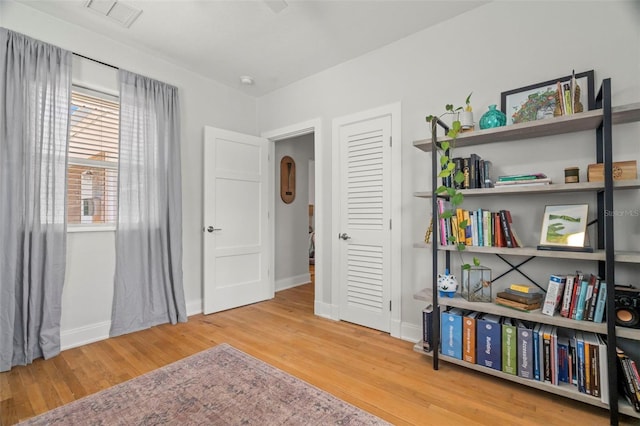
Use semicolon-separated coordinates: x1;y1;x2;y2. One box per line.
401;321;422;344
186;299;202;316
313;300;338;320
60;321;111;351
275;273;310;292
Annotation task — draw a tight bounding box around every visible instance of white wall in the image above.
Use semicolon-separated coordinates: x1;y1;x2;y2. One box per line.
256;1;640;341
274;134;314;290
1;0;257;348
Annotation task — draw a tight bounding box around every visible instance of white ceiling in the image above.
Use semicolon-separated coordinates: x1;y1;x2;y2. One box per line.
16;0;487;97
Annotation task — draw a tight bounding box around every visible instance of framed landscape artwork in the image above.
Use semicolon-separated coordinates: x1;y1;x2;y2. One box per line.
539;204;589;248
501;70;595;125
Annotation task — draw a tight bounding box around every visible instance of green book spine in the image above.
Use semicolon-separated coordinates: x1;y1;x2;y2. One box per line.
502;320;517;375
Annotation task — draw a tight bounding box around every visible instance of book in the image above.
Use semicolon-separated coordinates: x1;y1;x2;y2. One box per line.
510;284;537;294
502;318;517;375
533;323;542;381
575;276;591;321
441;308;464;359
496;290;543;305
499;210;514;248
495;296;542;312
542;274;566;316
597;334;609;404
516;320;534;379
569;272;584;319
581;274;598;321
575;331;586;393
593;281;607;323
477;314;502;370
504;287;543;298
556;333;570;384
586;278;601;322
493;178;552;186
463;311;480;364
541;324;553;384
497;173;547;181
617;348;640;411
462;157;470;189
559;273;576;318
469;153;479;189
422;305;433;352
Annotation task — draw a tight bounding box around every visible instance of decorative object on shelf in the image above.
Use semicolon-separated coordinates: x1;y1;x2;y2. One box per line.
564;166;580;183
500;69;594;125
437;269;458;298
460;93;474;132
479;105;506;129
614;285;640;328
587;160;637;182
460;265;492;302
538;204;589;249
280;155;296;204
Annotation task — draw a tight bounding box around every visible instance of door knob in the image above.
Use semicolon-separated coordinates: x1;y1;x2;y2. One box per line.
206;226;222;233
339;233;351;240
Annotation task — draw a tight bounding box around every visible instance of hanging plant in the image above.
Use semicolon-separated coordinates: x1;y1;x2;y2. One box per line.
426;93;480;270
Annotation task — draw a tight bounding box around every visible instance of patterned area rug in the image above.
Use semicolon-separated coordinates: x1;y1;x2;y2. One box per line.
20;343;389;425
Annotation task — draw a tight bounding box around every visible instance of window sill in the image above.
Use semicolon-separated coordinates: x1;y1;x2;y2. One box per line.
68;225;116;233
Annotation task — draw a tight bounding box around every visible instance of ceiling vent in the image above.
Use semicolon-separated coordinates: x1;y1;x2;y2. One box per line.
84;0;143;28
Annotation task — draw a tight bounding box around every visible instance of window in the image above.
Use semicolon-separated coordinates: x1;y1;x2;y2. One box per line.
67;88;119;226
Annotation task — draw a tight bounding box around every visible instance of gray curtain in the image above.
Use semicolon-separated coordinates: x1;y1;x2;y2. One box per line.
110;70;186;336
0;28;71;372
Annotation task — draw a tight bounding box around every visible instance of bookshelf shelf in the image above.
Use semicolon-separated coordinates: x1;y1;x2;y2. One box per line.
415;86;640;424
413;103;640;152
414;243;640;264
413;179;640;199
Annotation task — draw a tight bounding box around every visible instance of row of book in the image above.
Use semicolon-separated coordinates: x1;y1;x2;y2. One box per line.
441;153;492;190
438;308;610;402
543;272;607;323
436;201;523;249
618;347;640;412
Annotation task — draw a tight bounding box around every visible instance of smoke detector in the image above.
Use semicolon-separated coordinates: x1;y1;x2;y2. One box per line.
84;0;143;28
240;76;255;86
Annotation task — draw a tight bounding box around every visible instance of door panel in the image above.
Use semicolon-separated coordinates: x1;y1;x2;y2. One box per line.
203;127;271;314
338;116;391;332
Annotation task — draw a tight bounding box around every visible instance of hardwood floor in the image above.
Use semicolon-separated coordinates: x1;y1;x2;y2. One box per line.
0;282;631;425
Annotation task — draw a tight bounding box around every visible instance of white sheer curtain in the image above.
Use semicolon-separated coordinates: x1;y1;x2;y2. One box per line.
110;70;186;336
0;28;71;372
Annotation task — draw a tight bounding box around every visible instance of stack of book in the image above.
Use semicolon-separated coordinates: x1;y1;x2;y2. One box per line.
496;284;544;312
494;173;551;187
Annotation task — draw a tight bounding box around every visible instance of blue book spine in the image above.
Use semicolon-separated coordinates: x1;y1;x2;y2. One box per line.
477;315;501;370
441;309;463;359
575;280;589;321
533;324;540;381
576;333;585;393
593;282;607;323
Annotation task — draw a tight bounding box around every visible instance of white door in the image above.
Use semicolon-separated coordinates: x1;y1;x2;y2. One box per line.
203;127;271;314
337;115;391;332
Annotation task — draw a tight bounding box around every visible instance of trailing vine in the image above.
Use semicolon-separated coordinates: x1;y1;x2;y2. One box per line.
426;93;480;270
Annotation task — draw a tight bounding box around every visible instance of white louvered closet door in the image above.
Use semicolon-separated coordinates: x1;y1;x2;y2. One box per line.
338;115;391;332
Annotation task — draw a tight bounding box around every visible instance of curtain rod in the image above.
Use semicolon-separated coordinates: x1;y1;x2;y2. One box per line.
73;52;119;70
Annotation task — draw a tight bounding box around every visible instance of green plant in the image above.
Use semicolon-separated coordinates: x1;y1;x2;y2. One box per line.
426;93;480;270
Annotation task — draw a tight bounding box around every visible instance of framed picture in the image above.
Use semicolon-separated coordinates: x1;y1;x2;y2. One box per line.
539;204;589;248
501;70;594;125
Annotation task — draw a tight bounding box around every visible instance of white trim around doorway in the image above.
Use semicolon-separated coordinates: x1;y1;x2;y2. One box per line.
260;119;332;319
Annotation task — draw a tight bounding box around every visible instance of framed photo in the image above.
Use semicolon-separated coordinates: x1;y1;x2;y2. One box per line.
501;70;594;125
539;204;589;248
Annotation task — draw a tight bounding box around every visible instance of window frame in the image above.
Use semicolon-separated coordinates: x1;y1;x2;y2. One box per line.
67;85;120;232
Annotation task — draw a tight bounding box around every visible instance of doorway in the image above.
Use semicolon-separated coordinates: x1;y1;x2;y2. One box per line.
261;119;325;317
273;134;315;293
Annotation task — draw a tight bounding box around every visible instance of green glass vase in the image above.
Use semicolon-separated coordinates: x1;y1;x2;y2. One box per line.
479;104;506;129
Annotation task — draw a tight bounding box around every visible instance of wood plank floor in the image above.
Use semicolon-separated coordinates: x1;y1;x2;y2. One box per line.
1;282;633;425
